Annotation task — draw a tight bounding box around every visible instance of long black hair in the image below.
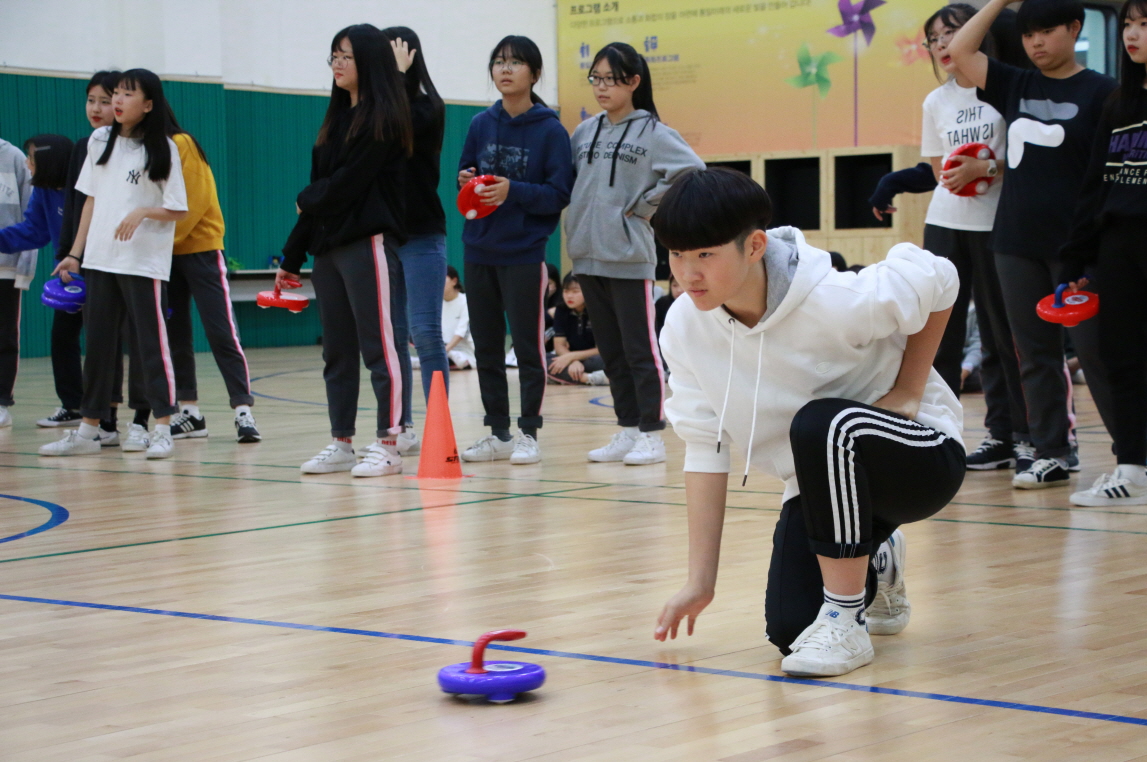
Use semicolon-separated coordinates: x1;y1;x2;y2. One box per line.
382;26;445;153
1114;0;1147;122
488;35;547;107
590;42;658;120
23;134;73;189
446;264;464;292
86;70;121;96
923;4;999;82
163;102;209;165
317;24;413;154
96;69;173;182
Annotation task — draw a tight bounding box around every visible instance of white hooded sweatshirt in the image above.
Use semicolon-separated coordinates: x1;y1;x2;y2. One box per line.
661;227;963;501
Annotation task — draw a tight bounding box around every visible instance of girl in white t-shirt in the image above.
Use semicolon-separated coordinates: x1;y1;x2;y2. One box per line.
441;266;475;369
915;4;1029;471
41;69;188;460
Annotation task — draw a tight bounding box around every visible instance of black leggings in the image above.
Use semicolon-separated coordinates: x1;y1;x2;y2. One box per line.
765;398;965;653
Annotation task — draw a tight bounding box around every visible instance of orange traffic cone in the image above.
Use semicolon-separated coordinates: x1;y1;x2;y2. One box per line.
417;370;463;479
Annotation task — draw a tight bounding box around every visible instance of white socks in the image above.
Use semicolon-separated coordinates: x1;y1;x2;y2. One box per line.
78;422;100;440
155;423;171;437
235;405;251;416
333;439;353;453
181;404;201;419
823;588;866;624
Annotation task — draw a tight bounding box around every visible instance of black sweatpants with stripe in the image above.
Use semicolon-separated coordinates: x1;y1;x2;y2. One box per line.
577;275;665;432
168;250;253;408
765;398;965;654
0;279;21;407
80;268;179;421
311;234;404;439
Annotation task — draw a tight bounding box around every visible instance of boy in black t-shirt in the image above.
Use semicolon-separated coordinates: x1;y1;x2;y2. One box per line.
547;274;607;385
949;0;1118;490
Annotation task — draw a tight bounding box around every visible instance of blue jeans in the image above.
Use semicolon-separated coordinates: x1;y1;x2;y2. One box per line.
394;233;449;425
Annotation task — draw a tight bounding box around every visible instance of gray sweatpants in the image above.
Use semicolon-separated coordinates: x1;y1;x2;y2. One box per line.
168;250;253;408
995;253;1116;460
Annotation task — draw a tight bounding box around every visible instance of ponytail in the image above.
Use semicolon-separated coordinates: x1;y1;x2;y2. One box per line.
591;42;659;121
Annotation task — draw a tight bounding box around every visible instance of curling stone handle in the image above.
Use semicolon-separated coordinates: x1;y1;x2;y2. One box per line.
466;629;527;674
1054;283;1070;309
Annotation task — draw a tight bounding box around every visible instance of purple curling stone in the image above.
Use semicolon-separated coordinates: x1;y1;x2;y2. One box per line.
437;629;546;703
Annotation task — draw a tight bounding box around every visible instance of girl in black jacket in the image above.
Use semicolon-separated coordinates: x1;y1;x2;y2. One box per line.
279;23;413;478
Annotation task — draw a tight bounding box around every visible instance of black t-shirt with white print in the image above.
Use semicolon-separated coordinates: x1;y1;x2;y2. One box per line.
977;58;1117;259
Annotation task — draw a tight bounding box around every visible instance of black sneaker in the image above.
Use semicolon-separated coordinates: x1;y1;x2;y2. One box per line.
37;407;82;428
1014;441;1036;474
1013;457;1071;489
1064;443;1081;472
235;411;261;443
170;412;209;439
965;437;1015;470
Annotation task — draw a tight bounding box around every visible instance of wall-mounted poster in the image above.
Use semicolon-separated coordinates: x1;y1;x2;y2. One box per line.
557;0;942;155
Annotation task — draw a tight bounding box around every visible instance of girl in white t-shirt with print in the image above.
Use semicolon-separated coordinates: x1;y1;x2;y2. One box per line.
42;69;187;460
917;4;1029;471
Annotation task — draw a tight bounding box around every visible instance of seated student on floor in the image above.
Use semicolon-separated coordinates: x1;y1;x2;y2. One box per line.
653;168;965;678
547;273;607;386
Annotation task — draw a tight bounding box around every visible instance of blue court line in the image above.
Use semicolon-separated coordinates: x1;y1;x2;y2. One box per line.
588;396;614;409
1;593;1143;728
0;495;69;544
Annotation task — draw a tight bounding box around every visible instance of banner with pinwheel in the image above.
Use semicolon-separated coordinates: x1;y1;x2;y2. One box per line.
558;0;943;154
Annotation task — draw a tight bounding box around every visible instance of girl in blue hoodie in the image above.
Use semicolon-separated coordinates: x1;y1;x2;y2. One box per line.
456;35;573;466
0;134;72;428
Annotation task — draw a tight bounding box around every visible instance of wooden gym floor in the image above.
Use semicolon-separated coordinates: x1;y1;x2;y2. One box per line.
2;346;1147;761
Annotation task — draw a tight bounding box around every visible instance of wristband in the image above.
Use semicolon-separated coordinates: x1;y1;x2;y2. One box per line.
65;254;82;263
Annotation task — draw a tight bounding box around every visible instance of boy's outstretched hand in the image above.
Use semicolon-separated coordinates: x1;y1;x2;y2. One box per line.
655;583;714;641
873;387;920;421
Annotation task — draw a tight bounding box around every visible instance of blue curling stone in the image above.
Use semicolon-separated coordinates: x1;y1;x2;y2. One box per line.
41;276;86;313
437;660;546;703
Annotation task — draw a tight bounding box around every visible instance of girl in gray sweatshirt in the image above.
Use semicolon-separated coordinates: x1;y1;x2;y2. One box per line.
565;42;704;467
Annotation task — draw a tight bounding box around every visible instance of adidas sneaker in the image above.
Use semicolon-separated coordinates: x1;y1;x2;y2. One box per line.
170;411;208;439
234;411;261;443
1070;465;1147;507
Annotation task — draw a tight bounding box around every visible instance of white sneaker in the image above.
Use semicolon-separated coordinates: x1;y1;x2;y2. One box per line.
623;431;666;465
780;603;874;678
1013;457;1071;489
396;428;421;455
98;428;120;447
866;529;910;635
586;370;608;386
1070;465;1147;507
588;429;637;462
0;405;10;428
352;442;403;477
510;431;541;465
39;430;101;457
461;434;515;462
300;443;356;474
146;430;174;459
121;423;151;452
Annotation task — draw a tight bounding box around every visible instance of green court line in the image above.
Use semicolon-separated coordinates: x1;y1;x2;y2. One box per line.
929;517;1147;536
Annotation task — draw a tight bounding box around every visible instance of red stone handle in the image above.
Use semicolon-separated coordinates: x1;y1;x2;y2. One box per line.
465;629;527;674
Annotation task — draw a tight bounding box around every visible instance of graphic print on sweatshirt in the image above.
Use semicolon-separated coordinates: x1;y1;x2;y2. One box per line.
1106;119;1147;185
573;137;647;168
479;143;530;180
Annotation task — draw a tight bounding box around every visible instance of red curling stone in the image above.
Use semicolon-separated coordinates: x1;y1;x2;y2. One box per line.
944;142;996;197
1037;284;1098;328
456;174;500;220
256;277;309;313
437;629;546;703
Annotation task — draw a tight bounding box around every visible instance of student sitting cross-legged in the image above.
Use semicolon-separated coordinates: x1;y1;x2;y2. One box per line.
653;168;966;678
547;273;607;386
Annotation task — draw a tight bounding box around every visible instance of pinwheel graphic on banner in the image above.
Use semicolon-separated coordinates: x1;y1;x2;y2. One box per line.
828;0;886;146
786;43;843;149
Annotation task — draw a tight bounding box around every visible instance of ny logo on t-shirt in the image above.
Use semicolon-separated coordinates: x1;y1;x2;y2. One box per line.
126;169;141;185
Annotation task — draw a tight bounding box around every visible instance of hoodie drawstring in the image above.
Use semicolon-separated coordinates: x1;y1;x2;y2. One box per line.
716;318;736;454
742;334;765;487
586;114;606;167
608;120;633;187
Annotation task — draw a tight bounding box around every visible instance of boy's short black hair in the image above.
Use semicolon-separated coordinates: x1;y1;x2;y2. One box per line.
561;272;580;290
1016;0;1085;35
653;167;772;251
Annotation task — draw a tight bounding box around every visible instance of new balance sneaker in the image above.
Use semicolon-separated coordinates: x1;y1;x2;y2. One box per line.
170;411;208;439
121;423;151;452
38;430;101;457
588;429;637;462
351;442;403;477
1070;465;1147;507
624;431;666;465
36;407;82;428
1014;441;1036;474
461;434;515;462
300;443;356;474
965;437;1014;470
1013;457;1071;489
396;428;420;455
780;603;875;677
146;430;174;459
510;431;541;465
98;428;120;447
0;405;10;428
866;529;910;636
586;370;608;386
234;411;261;443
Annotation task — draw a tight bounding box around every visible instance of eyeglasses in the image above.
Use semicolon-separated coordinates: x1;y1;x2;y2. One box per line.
925;29;957;50
327;54;354;68
492;59;527;71
587;73;627;87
